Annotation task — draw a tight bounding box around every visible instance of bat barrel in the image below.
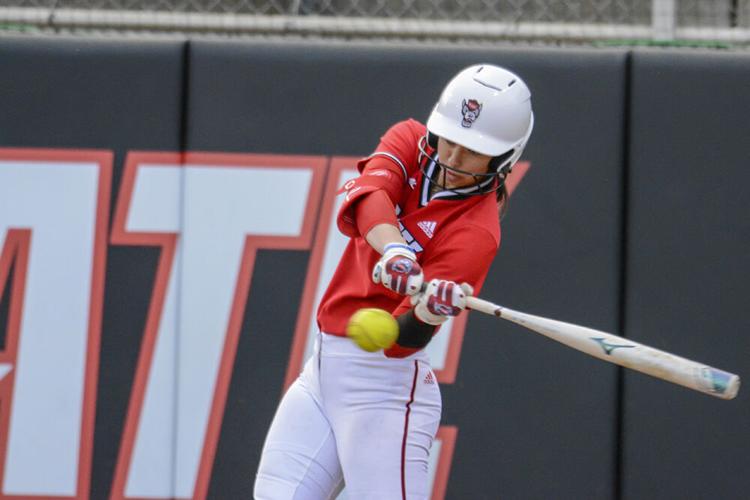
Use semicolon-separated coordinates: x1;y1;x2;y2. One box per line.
714;372;740;400
466;298;741;400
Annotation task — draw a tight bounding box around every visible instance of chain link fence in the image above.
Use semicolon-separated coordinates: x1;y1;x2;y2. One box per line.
1;0;749;47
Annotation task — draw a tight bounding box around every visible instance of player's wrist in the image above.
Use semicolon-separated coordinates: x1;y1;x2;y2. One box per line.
395;310;437;348
382;242;415;259
372;242;423;296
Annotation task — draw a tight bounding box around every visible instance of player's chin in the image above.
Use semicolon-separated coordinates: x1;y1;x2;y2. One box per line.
443;172;463;185
446;178;475;190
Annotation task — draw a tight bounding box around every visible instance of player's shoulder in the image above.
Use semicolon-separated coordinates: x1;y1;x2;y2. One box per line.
383;118;426;141
424;195;500;250
456;197;501;247
401;118;427;135
430;218;499;259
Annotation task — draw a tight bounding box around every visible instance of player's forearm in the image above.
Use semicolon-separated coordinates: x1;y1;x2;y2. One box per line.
359;190;422;294
365;223;408;254
396;309;436;348
353;189;407;254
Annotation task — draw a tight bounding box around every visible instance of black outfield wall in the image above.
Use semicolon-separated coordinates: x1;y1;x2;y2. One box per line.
622;50;750;500
0;36;185;500
0;36;747;500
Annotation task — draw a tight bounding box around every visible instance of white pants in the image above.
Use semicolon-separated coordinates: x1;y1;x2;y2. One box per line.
255;332;442;500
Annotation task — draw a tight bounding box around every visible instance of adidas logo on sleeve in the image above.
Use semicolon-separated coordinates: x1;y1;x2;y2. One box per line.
417;220;437;239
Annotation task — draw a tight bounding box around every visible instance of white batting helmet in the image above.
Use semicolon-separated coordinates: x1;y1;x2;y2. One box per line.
426;64;534;172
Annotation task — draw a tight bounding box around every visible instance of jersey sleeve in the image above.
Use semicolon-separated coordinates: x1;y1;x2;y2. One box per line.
353;189;399;240
366;119;423;179
336;120;422;238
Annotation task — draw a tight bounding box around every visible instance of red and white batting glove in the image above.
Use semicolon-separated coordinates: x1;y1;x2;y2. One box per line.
372;243;424;295
412;279;474;325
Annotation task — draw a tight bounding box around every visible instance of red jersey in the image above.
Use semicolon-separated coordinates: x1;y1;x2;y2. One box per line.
317;119;501;356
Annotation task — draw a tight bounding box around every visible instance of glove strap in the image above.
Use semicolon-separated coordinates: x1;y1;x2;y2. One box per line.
383;242;414;256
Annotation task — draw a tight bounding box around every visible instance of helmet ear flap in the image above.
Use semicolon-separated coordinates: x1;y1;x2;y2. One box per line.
489;149;515;174
427;131;439;149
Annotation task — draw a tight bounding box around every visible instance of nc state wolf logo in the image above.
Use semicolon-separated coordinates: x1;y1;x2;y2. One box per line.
461;99;482;128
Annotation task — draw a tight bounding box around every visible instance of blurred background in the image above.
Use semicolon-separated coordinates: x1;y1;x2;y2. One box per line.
0;0;749;46
0;1;748;500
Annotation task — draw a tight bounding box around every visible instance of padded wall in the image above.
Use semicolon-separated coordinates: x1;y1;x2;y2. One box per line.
2;36;748;500
0;36;185;499
622;50;750;500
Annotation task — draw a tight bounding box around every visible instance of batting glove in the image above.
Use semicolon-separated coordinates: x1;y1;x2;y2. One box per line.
412;279;474;325
372;243;424;295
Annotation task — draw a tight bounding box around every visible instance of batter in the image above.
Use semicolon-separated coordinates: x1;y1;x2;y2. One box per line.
255;64;534;499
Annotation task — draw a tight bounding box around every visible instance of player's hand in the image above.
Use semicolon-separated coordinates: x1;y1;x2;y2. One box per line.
412;279;474;325
372;243;424;295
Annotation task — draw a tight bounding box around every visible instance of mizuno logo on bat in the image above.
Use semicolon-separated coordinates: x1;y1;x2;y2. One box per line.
591;337;635;355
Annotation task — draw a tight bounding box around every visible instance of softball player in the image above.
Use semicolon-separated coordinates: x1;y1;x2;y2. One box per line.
255;64;534;499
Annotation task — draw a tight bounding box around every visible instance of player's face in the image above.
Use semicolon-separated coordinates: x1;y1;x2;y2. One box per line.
436;137;493;189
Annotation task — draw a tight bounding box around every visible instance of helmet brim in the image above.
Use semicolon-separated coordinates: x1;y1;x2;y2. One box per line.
427;111;520;157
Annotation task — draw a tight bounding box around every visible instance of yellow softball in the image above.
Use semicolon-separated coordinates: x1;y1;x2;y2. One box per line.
346;308;399;352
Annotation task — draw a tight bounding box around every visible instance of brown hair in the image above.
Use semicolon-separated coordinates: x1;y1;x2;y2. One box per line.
496;177;509;220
